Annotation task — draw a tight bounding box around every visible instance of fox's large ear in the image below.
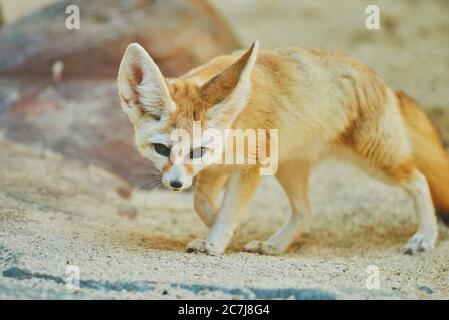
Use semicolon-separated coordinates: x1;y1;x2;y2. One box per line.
201;41;259;128
117;43;175;124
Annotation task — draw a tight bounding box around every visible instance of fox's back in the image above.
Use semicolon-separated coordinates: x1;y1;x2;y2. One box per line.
244;47;395;157
180;46;400;160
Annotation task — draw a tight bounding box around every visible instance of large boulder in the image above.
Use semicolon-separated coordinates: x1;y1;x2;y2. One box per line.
0;78;149;186
0;0;240;185
0;4;4;28
0;0;240;78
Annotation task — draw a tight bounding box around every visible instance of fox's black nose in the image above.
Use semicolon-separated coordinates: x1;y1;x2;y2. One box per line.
170;180;183;189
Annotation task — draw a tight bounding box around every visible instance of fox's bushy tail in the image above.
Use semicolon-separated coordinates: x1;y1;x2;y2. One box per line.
397;90;449;224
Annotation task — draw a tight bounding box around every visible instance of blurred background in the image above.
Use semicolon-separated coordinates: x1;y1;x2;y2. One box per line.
1;0;449;300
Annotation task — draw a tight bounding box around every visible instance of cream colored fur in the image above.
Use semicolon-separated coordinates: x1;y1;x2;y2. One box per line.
118;42;449;256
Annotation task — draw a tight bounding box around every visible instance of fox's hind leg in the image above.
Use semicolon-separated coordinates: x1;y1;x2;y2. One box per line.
341;102;438;254
244;160;312;255
401;171;438;253
359;160;438;254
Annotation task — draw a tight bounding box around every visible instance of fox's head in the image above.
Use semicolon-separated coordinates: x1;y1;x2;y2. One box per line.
117;41;259;191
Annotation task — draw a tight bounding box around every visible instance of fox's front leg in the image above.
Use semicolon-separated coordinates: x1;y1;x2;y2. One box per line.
187;167;260;255
193;171;229;227
245;161;312;255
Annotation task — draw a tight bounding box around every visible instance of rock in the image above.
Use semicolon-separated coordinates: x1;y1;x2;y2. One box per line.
0;0;240;185
0;81;19;113
417;285;433;295
0;3;4;28
0;78;152;185
0;0;240;78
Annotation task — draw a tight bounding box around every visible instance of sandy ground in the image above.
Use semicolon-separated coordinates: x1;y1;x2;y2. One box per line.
1;0;449;299
1;136;448;299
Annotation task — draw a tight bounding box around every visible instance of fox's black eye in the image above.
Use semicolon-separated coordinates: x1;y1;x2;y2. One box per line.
153;143;170;157
151;114;161;121
190;147;206;159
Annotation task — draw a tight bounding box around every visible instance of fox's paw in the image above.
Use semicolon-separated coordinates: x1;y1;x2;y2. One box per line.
186;239;223;256
243;240;283;255
404;229;437;255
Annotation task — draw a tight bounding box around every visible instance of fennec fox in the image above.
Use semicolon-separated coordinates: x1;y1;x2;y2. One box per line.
118;41;449;256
